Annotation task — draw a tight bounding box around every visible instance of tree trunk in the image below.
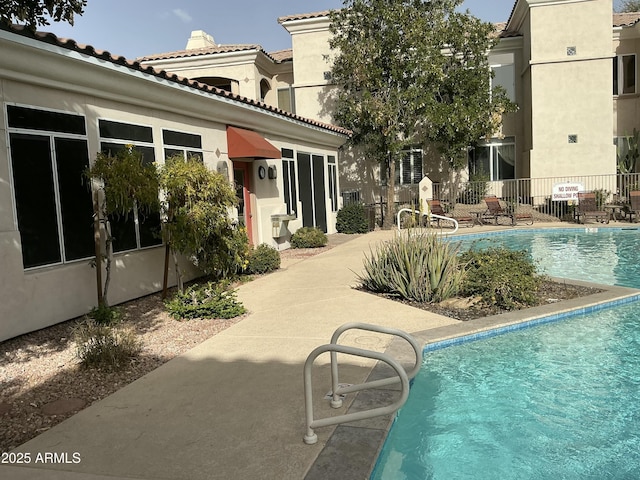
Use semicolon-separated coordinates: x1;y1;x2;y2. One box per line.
382;154;396;229
92;189;104;307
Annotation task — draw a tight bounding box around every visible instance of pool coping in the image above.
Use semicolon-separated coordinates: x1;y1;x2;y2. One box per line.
303;279;640;480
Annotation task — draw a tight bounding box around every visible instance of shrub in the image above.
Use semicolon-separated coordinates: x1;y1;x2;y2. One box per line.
459;247;543;310
247;244;281;274
165;282;246;320
87;304;121;325
336;203;370;234
73;320;141;371
358;232;465;303
290;227;328;248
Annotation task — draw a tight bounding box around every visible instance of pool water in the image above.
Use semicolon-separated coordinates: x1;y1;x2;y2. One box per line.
454;228;640;289
372;229;640;480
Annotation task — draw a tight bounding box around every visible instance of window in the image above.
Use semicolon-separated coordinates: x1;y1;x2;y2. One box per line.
277;87;296;114
490;53;515;102
99;119;162;252
328;156;338;212
260;79;271;103
281;148;298;215
468;137;516;181
395;148;423;186
614;54;636;95
163;129;203;162
8;105;94;269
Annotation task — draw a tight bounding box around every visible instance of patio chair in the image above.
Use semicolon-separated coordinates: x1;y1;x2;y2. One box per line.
427;199;474;228
575;191;609;224
628;191;640;222
483;196;534;226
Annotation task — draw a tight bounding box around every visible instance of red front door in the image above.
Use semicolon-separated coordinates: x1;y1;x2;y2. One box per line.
233;162;253;244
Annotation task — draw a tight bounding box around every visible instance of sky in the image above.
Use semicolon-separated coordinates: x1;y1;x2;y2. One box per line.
39;0;516;60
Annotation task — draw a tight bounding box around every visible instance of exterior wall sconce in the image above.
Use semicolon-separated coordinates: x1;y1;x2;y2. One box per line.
268;165;277;179
217;161;229;181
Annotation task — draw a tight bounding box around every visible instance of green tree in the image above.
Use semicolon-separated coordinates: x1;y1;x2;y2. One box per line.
158;155;241;294
87;146;160;305
329;0;515;227
616;1;640;12
0;0;86;30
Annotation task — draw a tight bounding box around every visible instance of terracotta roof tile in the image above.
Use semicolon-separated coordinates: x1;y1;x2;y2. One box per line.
139;44;263;62
268;48;293;62
613;12;640;27
0;23;350;136
277;10;333;24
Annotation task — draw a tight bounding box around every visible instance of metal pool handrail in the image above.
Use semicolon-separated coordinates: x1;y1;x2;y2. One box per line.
396;208;459;234
303;323;421;445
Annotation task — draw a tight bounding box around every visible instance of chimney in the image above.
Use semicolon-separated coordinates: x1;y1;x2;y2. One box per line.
186;30;216;50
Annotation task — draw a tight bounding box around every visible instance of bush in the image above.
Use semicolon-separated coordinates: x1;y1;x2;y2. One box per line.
87;304;121;325
336;204;369;234
290;227;327;248
358;232;465;303
165;282;246;320
459;247;543;310
247;244;281;274
73;320;141;371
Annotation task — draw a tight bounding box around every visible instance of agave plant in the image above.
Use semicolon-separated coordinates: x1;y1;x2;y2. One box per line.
358;231;465;303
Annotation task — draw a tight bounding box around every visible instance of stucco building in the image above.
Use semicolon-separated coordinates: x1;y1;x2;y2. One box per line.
142;0;640;207
0;24;348;341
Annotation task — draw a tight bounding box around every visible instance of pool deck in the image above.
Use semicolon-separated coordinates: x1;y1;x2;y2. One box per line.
2;222;639;480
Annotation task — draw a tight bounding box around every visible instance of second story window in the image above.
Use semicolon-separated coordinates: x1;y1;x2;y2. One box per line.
614;54;636;96
278;86;296;114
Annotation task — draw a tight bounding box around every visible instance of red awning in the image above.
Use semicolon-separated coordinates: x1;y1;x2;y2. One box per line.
226;126;281;159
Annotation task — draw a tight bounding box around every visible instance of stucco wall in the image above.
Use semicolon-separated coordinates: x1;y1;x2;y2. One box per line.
0;30;345;341
526;0;616;178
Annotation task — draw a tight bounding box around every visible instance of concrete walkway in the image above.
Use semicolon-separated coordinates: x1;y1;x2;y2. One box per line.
4;223;637;480
2;230;458;480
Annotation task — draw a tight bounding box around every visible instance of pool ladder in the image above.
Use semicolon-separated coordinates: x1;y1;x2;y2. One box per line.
396;208;459;234
303;322;421;444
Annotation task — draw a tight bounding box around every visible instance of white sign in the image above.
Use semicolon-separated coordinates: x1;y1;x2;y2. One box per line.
552;182;583;201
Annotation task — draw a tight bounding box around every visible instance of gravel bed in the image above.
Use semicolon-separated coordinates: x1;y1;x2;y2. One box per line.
0;293;244;452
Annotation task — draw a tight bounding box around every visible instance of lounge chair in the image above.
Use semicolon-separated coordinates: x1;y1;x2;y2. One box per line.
628;191;640;222
427;199;474;228
483;196;534;226
575;191;609;224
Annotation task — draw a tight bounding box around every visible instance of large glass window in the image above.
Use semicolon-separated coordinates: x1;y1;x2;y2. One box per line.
395;147;423;186
281;148;298;216
162;129;203;162
8;106;94;269
614;54;636;95
99;119;162;252
468;137;516;181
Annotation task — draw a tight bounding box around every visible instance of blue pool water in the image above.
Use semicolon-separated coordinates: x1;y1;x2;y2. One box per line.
372;229;640;480
453;228;640;289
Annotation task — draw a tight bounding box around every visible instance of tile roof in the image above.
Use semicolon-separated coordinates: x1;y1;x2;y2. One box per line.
268;49;293;62
277;11;334;24
0;23;350;136
139;44;263;62
613;12;640;27
138;43;293;64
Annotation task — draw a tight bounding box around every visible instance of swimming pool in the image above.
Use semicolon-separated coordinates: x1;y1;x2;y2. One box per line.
371;228;640;480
